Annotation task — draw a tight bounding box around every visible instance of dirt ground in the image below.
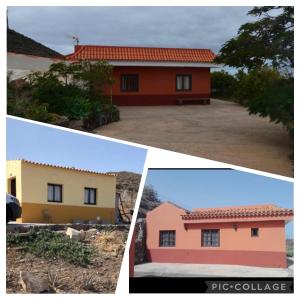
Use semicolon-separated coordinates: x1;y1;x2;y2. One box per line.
6;228;127;294
95;99;293;177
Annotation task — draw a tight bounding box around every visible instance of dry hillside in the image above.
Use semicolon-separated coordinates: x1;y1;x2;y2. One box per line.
114;171;141;223
138;185;161;218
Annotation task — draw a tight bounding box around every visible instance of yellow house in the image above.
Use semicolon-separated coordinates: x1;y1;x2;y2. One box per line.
6;159;117;224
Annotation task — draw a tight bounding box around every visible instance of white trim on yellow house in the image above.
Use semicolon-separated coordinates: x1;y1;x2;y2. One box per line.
6;159;117;224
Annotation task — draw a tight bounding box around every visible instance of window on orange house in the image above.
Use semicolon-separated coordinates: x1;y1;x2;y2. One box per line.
201;229;220;247
251;228;259;237
159;230;176;247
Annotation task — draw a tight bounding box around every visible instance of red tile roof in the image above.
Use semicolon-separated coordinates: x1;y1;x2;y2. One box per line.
182;204;293;220
11;159;116;176
65;45;216;63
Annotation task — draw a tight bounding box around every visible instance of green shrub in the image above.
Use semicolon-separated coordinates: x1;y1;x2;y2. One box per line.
7;230;94;267
28;72;85;116
28;72;65;113
212;68;294;138
109;104;120;122
234;68;281;104
83;101;120;130
7;99;54;123
246;77;293;137
211;71;237;99
65;96;92;120
7;72;15;100
7;61;119;129
234;68;294;137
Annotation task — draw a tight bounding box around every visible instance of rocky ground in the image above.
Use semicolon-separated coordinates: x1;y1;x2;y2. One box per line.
6;226;128;294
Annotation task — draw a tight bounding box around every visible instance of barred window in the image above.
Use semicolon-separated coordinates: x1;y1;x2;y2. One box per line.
201;229;220;247
159;230;176;247
121;74;139;92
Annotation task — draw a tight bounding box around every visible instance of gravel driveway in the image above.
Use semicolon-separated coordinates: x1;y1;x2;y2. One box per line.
95;99;292;177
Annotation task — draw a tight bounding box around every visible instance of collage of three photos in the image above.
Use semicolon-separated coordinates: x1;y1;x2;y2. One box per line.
5;4;294;294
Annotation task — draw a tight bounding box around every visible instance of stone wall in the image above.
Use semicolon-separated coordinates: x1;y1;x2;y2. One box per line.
134;218;147;264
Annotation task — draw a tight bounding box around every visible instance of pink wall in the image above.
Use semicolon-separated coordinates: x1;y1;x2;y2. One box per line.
129;225;136;277
146;202;289;268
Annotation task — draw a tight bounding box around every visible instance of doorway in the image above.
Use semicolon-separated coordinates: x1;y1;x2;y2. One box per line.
10;178;16;197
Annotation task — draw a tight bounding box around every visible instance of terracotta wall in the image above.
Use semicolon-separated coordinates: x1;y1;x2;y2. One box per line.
146;202;288;268
147;249;287;268
105;66;210;105
129;226;137;277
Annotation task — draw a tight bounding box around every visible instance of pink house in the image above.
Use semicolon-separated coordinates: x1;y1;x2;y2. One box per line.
146;202;293;268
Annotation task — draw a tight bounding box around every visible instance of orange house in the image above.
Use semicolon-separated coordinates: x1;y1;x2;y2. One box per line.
65;45;218;105
146;202;293;268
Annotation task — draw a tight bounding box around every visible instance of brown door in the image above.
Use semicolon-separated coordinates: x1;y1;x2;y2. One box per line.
10;178;16;197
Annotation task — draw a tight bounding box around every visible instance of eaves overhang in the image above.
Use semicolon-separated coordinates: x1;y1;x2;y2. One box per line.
181;215;293;224
107;60;221;68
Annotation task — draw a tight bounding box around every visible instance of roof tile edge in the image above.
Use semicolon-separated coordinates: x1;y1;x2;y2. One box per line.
7;159;116;177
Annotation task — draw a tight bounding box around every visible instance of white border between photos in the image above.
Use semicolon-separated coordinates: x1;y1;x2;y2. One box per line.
116;151;150;294
1;0;298;299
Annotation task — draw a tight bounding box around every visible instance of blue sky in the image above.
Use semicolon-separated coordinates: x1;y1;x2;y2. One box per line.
145;169;294;238
6;118;147;174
